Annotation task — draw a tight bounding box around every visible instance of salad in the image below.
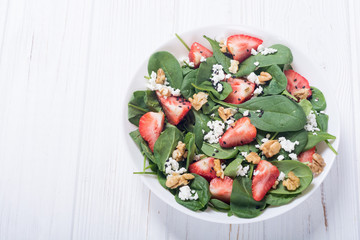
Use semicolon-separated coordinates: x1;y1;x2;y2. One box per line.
127;33;337;218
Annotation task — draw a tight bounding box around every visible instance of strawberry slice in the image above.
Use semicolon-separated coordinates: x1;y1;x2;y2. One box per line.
209;176;234;203
285;70;312;100
188;42;213;68
224;78;256;104
189;157;217;182
252;160;280;201
226;34;263;63
156;91;191;125
138;111;165;152
219;117;257;148
298;147;316;163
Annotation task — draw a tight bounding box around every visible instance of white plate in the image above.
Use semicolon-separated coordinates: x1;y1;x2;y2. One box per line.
123;25;340;224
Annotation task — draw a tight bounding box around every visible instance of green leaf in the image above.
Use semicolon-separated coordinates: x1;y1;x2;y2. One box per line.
209;199;230;212
235;44;293;77
262;65;287;95
298;99;313;116
316;113;329;132
278;129;308;155
128;91;161;126
175;174;211;211
129;129;155;163
310;87;326;111
201;142;239;159
193;110;211;149
230;177;267;218
157;170;176;195
154;125;184;172
148;51;183;90
203;36;232;74
184;132;196;169
194;81;233;100
270;160;313;195
304;131;336;151
224;158;243;178
265;193;300;206
201;98;217;115
181;69;198;99
237;144;260;154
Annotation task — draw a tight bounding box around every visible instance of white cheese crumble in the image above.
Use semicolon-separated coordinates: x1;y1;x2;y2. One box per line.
251;48;258;55
165;157;187;175
179;57;194;67
320;110;325;114
225;117;236;130
255;144;260;149
221;163;226;170
277;155;285;161
253;86;263;97
241;152;248;158
289;153;298;160
210;64;226;92
254;61;260;66
257;44;278;55
203;120;225;144
243;110;249;116
147;71;181;97
225;73;232;79
278;137;299;153
261;138;269;143
236;165;250;177
304;110;320;132
266;134;271;139
257;44;265;52
313;132;318;135
229;60;239;74
253;170;260;176
200;56;207;62
178;186;199;201
278;171;286;181
247;72;260;84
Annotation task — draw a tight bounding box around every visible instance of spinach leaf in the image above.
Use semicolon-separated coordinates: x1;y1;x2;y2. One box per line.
230;177;266;218
235;44;293;77
129;129;155;163
181;69;198;99
193;110;211;149
310;87;326;111
184;132;196;169
270;160;313;195
266;193;300;206
194;81;232;100
175;174;211;211
209;199;230;212
196;57;217;86
157;170;176;195
202;98;218;115
182;66;193;76
304;131;336;151
224;157;243;178
201;142;239;159
237;144;260;154
261;65;287;95
203;36;232;74
148;51;183;90
154;125;184;172
299;99;313;116
316;113;329;132
128;90;161;126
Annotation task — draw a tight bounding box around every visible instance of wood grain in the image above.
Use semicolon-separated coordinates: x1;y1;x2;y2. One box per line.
0;0;358;239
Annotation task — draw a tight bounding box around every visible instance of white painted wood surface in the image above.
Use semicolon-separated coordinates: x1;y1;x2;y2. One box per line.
0;0;359;239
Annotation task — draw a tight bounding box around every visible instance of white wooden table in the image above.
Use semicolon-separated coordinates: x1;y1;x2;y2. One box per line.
0;0;359;239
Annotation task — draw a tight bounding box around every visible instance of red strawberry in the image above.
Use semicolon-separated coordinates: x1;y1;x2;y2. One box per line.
138;111;165;152
156;91;191;125
226;34;263;63
224;78;256;104
252;160;280;201
209;176;234;203
298;147;316;163
188;42;213;68
285;70;312;100
189;157;217;182
219;117;257;148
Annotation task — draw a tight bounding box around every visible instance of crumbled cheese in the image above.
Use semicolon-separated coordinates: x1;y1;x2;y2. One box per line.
254;61;260;67
304;110;320;132
247;72;260;84
165;157;187;175
203;120;225;144
225;117;236;130
320;111;325;114
147;71;181;97
225;74;232;79
253;170;260;176
257;44;265;52
236;165;250;177
266;134;271;139
251;48;258;55
255;144;260;149
277;155;285;161
278;171;286;181
210;113;215;118
256;110;261;113
314;98;319;102
289;153;298;160
253;86;263;97
179;57;194;67
260;47;278;55
278;137;299;153
313;132;318;135
221;163;226;170
261;138;269;143
243;110;249;116
200;56;207;62
210;64;226;93
178;186;199;201
241;152;248;157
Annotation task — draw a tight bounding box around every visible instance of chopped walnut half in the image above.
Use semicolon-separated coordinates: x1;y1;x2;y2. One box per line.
245;152;261;164
293;88;310;100
272;180;279;189
219;40;227;53
260;140;281;158
283;171;300;191
189;92;208;111
229;60;239;74
159;87;171;97
309;153;326;175
156;68;166;84
172;141;187;161
166;173;195;189
218;107;236;121
213;159;224;179
258;72;272;84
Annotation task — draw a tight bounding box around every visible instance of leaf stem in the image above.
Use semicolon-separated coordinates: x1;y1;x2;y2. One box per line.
143;155;146;171
133;171;157;175
144;75;151;80
282;89;297;101
325;140;338;155
175;33;190;51
128;103;148;113
270;132;279;140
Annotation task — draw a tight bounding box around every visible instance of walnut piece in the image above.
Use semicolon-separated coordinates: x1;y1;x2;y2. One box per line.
309;153;326;175
260;140;281;158
293;88;310;100
245;152;261;164
272;180;279;189
159;87;171;97
283;171;300;191
213;159;224;179
172;141;187;161
219;40;227;53
156;68;166;84
166;173;195;189
258;72;272;84
189;92;208;111
229;60;239;74
218;106;236;121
